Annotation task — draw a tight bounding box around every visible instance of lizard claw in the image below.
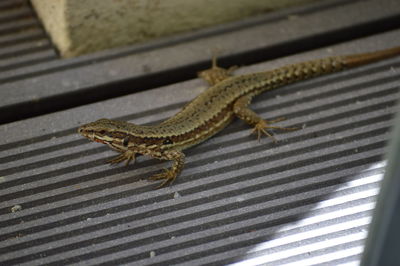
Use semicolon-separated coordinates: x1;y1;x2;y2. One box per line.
149;168;177;188
149;169;176;187
107;151;136;166
251;118;298;142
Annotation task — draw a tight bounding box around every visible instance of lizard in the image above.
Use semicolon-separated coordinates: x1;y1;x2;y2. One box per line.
78;46;400;188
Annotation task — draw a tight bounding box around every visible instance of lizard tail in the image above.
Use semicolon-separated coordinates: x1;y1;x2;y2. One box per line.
244;46;400;97
343;46;400;68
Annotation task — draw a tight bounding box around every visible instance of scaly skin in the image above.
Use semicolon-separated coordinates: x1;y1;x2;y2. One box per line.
78;46;400;187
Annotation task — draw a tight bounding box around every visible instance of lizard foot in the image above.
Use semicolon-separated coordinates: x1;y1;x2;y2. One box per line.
107;150;136;166
149;168;178;188
251;118;298;142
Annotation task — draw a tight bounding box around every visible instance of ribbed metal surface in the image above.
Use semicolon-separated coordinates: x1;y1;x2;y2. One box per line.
1;38;399;264
0;0;57;73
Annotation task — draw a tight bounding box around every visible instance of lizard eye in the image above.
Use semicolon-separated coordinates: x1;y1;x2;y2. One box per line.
163;138;173;145
99;130;106;135
122;136;130;147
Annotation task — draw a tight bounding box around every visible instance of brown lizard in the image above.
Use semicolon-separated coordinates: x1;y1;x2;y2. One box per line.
78;46;400;187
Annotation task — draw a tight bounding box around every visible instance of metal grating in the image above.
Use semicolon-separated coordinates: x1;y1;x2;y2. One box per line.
0;29;399;264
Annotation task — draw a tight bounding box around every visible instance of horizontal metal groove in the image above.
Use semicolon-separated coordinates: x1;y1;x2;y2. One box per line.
0;29;45;47
0;17;39;36
1;180;379;265
0;5;32;24
0;101;392;204
0;145;105;182
266;239;364;266
0;70;397;165
322;254;360;266
0;0;26;10
0;53;56;72
0;138;86;164
0;153;383;247
57;222;371;266
0;41;53;60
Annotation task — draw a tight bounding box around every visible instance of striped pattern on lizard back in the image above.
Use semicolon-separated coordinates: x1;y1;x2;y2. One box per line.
78;46;400;188
158;56;346;135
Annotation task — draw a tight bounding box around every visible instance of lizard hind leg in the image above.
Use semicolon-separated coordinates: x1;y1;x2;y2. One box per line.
197;54;237;86
233;94;298;142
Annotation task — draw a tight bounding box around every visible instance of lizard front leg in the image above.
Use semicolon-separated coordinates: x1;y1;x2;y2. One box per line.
233;94;297;142
148;150;185;188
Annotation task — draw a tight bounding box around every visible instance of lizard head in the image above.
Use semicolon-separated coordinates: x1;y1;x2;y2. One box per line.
78;118;173;154
78;118;125;146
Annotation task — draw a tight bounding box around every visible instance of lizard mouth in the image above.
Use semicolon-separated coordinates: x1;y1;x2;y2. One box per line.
78;129;111;146
77;126;100;142
93;137;106;144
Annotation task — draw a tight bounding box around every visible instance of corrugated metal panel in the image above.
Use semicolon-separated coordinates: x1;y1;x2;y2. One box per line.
0;31;399;264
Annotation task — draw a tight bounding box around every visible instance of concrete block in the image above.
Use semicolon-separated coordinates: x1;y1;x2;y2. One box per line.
31;0;316;57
